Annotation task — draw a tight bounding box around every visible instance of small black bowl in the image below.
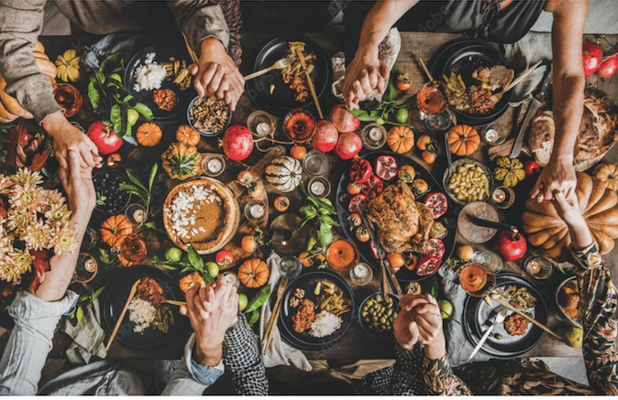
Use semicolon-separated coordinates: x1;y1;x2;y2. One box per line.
358;292;400;339
93;169;132;214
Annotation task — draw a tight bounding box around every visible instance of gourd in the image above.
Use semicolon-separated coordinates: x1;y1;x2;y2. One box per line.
494;157;525;188
522;172;618;260
55;49;80;82
593;162;618;191
387;126;415;154
179;271;206;293
265;156;302;192
238;258;269;288
448;125;480;156
136;122;162;147
100;214;133;247
176;125;201;146
161;142;201;180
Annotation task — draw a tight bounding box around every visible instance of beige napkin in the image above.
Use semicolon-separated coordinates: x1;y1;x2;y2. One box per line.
259;253;312;371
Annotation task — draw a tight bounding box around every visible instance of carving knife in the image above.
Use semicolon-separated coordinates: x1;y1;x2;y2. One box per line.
358;207;395;300
509;63;553;158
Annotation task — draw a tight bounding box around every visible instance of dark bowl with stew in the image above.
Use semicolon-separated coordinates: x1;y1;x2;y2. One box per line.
187;95;232;137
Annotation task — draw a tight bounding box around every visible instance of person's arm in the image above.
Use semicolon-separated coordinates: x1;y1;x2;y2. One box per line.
530;0;588;202
553;191;618;394
168;0;244;111
342;0;418;109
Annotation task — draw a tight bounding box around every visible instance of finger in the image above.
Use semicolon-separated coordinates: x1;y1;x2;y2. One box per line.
376;70;386;94
425;293;438;306
367;66;379;90
359;69;373;96
215;76;230;100
529;180;541;200
193;295;210;320
565;186;575;201
207;66;225;97
58;165;69;189
542;184;554;202
414;303;441;318
179;305;188;316
57;152;68;171
79;148;96;169
408;321;419;345
553;190;568;213
399;295;428;311
353;80;366;102
196;63;218;97
188;63;199;76
379;60;390;79
185;286;199;317
415;317;438;342
345;89;356;110
68;150;83;178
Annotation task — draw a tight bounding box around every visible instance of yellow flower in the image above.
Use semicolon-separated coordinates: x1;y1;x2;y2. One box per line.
9;183;45;213
9;248;33;275
42;189;65;213
45;203;71;226
51;221;77;255
11;168;43;186
0;226;13;260
6;209;34;235
23;218;52;251
0;174;14;195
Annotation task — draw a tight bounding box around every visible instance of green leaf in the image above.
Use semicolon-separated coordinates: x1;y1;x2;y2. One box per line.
79;294;89;302
119;94;134;105
133;103;154;121
125;170;147;191
161;264;179;271
94;69;106;86
148;163;158;192
180;267;194;276
110;104;124;138
320;215;339;227
348;107;378;122
144;221;157;230
319;223;333;250
88;79;100;110
245;284;272;313
100;53;124;75
76;306;84;326
92;286;106;301
305;229;318;252
386;73;398;102
118;183;148;203
188;245;204;270
248;309;260;326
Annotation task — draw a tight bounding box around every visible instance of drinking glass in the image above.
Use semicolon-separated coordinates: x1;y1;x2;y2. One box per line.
471;250;503;273
302;150;329;176
279;256;302;279
416;80;452;130
459;263;496;297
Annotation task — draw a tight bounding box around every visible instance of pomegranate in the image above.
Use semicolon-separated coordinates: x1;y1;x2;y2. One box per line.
311;120;339;152
87;121;122;155
416;255;441;276
523;159;541;179
598;52;618;78
335;132;362;160
582;42;603;77
494;229;527;262
329;104;360;133
220;124;253;161
349;158;372;183
374;155;398;181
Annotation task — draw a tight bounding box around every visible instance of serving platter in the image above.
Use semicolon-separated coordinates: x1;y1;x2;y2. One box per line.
463;272;547;359
100;266;188;351
336;150;456;282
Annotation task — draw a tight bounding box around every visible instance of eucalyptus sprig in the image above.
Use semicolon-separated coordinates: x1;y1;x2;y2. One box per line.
119;163;158;228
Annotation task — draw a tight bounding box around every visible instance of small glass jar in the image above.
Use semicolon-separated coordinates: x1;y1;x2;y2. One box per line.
302;150;329;176
81;227;100;250
244;200;268;222
482;125;506;145
247;110;275;138
279;256;302;279
524;256;553;279
360;123;387;150
125;203;146;225
349;262;373;286
491;186;515;209
73;253;98;283
201;154;226;177
471;250;503;274
307;176;331;199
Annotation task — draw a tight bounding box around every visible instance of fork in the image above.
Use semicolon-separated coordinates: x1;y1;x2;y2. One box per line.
262;277;288;355
244;58;292;81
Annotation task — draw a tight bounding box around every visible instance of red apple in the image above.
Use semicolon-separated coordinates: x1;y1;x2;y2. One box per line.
87;121;122;155
582;42;603;77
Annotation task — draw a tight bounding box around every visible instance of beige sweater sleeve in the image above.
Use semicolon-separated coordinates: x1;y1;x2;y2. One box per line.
0;0;61;123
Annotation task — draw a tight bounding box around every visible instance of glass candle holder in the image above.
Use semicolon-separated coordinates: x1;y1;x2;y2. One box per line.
302;150;329;176
244;200;268;222
491;186;515;210
247;110;275;138
73;253;98;283
201;154;226;177
349;262;373;286
471;250;504;274
279;256;303;279
524;256;553;279
483;125;507;145
125;203;146;225
360;123;387;150
307;176;331;199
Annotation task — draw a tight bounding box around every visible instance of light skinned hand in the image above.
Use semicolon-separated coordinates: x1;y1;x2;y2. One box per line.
43;111;102;170
342;47;389;109
395;294;446;358
530;157;576;202
58;150;96;215
394;294;424;351
191;38;244;111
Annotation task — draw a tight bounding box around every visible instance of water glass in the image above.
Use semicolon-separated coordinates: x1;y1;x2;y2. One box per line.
471;250;504;273
279;256;302;279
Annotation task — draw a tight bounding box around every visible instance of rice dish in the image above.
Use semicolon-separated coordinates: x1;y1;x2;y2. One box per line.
133;52;167;92
309;310;342;338
128;297;157;333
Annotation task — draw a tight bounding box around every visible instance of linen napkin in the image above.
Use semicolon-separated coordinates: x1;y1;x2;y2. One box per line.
438;265;492;367
259;253;312;371
59;299;107;365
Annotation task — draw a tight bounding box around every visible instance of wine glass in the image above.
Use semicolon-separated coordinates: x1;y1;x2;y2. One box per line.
416;80;452;130
459;263;496;298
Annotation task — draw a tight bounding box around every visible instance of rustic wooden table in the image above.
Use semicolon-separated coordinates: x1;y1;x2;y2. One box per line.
42;31;618;362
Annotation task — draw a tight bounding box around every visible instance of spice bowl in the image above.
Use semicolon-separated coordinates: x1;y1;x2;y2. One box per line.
187;95;232;136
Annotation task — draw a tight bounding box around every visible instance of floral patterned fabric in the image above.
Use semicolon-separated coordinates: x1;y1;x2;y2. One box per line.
355;244;618;395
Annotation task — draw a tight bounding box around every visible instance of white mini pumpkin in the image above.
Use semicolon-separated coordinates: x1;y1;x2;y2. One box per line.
265;156;303;192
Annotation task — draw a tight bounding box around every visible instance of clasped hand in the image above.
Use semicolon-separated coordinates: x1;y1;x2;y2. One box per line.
394;294;445;358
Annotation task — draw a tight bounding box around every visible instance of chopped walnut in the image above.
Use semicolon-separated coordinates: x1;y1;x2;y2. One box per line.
294;288;305;299
289;297;300;308
189;97;229;133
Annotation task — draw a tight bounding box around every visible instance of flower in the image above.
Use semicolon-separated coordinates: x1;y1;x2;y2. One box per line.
22;218;52;251
45;203;71;227
0;248;31;283
0;225;12;260
9;183;45;213
42;189;64;213
6;209;34;235
0;175;14;195
11;168;43;186
51;221;78;255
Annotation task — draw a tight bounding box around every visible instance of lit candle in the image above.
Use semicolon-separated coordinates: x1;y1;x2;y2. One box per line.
527;260;541;275
207;158;223;173
310;181;325;196
85;258;97;273
133;208;144;223
485;129;499;143
256;122;270;136
250;204;265;218
492;188;506;203
369;127;383;142
354;263;368;278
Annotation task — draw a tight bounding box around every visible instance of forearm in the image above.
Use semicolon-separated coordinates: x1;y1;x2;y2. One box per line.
549;74;584;164
356;0;418;55
167;0;230;55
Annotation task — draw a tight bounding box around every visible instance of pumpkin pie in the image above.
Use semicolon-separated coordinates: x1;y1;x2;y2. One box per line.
163;178;239;254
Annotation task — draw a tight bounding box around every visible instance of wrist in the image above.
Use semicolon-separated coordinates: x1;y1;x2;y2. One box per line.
423;334;446;360
41;111;70;135
194;341;223;366
200;37;226;57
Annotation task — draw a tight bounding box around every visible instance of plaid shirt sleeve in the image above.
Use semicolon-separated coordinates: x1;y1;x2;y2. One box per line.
222;313;268;395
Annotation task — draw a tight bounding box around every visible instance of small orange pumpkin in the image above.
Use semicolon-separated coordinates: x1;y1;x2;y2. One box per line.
593;163;618;191
176;125;201;146
448;125;480;156
387;126;415;153
100;214;133;247
179;271;206;293
136;122;162;147
238;258;269;288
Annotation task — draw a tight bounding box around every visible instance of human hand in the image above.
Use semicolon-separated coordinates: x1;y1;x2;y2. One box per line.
396;294;446;359
553;189;594;250
58;151;96;217
394;294;424;351
342;46;389;110
42;111;102;170
190;38;244;112
530;157;576;202
181;274;238;366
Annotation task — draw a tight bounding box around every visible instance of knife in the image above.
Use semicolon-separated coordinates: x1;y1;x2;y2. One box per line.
357;207;391;300
469;216;516;232
509;63;553;158
467;307;508;362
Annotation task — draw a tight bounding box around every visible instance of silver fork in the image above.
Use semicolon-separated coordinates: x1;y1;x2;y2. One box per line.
244;58;292;81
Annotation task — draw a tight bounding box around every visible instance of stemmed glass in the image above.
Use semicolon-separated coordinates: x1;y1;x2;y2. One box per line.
416;80;452;130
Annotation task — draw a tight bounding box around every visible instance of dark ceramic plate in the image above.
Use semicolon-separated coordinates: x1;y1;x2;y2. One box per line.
335;151;456;282
463;272;547;359
271;268;355;351
100;266;188;351
246;35;331;118
431;39;513;127
124;44;193;122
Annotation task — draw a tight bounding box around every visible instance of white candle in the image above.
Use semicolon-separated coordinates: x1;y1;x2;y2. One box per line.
256;122;270;136
485;129;499;143
492;188;506;203
369;127;383;142
354;263;368;278
85;258;97;273
310;181;325;196
207;158;223;173
133;208;144;223
250;204;265;218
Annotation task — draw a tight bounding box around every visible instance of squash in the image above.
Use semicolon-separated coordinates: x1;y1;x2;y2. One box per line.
522;172;618;260
136;122;162;147
593;162;618;191
387;126;415;154
179;271;206;293
265;156;302;192
448;125;480;156
161;142;201;180
176;125;201;146
100;214;133;247
494;157;525;188
238;258;269;288
55;49;80;82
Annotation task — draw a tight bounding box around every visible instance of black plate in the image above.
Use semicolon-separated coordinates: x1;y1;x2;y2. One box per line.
124;44;193;122
335;151;456;282
431;40;513;127
271;268;355;351
246;35;331;118
462;272;547;359
100;266;188;351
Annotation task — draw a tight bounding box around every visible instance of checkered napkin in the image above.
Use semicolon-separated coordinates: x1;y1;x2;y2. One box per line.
259;253;312;371
59;299;107;365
